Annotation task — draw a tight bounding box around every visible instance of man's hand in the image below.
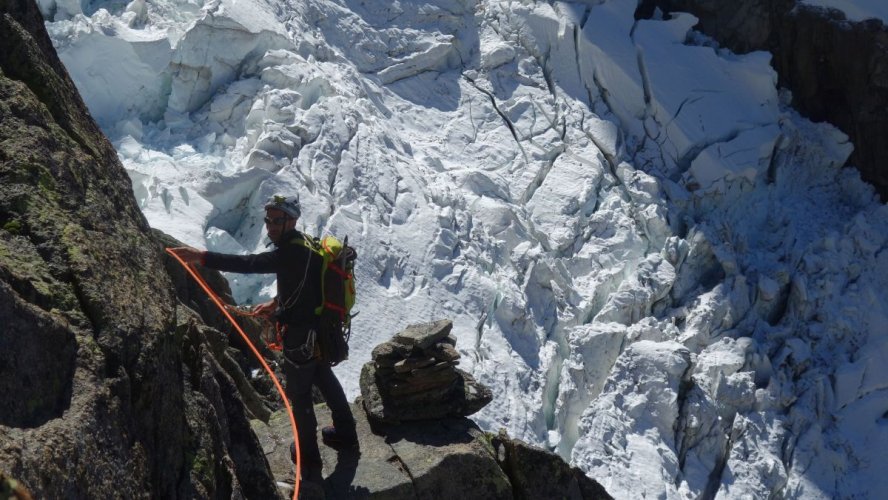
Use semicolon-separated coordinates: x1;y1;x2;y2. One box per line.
168;246;205;265
252;299;277;319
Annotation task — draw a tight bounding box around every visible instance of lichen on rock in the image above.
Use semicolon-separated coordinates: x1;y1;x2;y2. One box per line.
0;1;281;497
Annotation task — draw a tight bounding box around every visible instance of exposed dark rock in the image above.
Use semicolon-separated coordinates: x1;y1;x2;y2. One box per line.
388;367;458;396
158;229;286;417
0;1;280;497
370;341;411;367
393;355;437;373
247;322;614;499
380;417;512;500
490;430;614;500
648;0;888;200
179;315;280;499
0;281;76;428
360;320;492;423
428;341;461;362
255;402;613;499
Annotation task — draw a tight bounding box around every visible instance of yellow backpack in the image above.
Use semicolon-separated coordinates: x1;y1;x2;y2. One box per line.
293;234;357;365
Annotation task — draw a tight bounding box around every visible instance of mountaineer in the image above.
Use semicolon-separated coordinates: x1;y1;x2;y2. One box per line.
170;194;358;486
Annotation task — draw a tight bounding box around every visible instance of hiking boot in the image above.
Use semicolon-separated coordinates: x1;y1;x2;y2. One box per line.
321;426;358;449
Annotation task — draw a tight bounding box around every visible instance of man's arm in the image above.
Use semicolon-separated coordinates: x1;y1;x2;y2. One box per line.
168;246;280;274
203;250;279;274
167;246;205;265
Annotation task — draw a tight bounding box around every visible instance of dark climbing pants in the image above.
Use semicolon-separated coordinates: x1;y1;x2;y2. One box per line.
283;355;356;473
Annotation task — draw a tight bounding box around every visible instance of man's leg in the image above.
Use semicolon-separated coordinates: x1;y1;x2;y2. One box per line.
283;358;323;481
313;362;357;442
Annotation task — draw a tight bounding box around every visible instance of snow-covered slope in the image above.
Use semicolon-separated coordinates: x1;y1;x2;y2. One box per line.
43;0;888;498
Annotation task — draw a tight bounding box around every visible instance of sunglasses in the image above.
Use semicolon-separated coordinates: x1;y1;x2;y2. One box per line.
264;216;291;225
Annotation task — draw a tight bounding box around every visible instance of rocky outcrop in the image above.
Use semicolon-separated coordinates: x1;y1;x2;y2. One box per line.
156;229;286;422
253;321;612;499
644;0;888;200
255;403;613;500
360;319;492;423
0;0;279;497
489;431;613;500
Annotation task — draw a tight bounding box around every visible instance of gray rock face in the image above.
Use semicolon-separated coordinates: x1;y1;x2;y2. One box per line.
259;402;514;499
648;0;888;200
360;320;492;423
490;430;613;500
0;1;279;497
256;403;613;500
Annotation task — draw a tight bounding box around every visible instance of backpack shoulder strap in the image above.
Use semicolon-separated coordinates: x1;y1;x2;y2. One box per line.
289;233;322;255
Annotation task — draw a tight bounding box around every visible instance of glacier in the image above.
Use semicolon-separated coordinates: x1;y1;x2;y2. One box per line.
41;0;888;498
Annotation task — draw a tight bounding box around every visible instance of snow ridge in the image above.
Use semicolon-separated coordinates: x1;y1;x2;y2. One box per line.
43;0;888;498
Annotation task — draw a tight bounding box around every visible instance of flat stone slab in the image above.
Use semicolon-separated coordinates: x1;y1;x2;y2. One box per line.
392;319;453;350
382;417;511;499
393;356;436;373
427;342;460;362
371;342;411;367
252;402;414;499
253;402;510;499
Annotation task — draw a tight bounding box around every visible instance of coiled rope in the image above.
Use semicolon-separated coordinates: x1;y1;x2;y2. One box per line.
165;248;301;499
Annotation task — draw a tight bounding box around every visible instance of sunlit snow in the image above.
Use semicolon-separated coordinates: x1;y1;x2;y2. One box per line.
43;0;888;498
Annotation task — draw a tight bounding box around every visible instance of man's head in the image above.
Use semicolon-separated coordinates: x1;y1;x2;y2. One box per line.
264;194;300;243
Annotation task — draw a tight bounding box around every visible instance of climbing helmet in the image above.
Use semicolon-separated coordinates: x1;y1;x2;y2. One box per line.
264;194;301;219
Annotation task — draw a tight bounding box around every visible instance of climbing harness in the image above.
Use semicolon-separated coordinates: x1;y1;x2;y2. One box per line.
166;248;301;499
281;326;317;366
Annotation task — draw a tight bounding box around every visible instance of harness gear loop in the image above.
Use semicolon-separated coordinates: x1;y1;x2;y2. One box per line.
225;305;283;351
166;248;301;500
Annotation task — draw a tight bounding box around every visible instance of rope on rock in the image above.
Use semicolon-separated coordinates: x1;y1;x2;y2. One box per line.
225;305;284;351
166;248;301;499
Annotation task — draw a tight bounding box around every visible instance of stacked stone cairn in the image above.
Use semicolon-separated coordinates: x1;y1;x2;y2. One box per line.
360;319;493;423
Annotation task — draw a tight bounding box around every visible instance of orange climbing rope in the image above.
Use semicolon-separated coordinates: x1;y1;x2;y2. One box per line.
225;305;285;351
165;248;301;499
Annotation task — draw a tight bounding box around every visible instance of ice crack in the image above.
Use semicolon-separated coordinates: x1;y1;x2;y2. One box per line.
463;74;529;164
702;413;738;500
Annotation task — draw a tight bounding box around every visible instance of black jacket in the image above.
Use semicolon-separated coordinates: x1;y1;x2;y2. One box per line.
203;229;323;327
